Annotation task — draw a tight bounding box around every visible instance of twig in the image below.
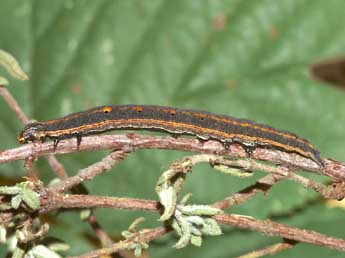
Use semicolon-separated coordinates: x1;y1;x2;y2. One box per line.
0;86;29;124
35;189;345;253
50;150;130;192
36;192;345;255
0;134;327;173
213;174;284;209
86;215;114;247
46;152;116;246
39;194;160;213
46;153;117;246
68;226;170;258
2;133;343;180
215;213;345;251
156;154;345;203
46;155;69;179
2;134;343;182
209;157;345;200
236;240;296;258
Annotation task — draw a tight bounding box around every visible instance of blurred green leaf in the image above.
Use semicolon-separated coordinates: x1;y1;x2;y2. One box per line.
1;0;345;257
0;49;29;81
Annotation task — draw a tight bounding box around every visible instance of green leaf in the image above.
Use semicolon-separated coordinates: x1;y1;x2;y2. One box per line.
174;212;192;249
1;1;345;257
20;186;39;211
158;186;177;221
0;186;22;195
0;49;29;81
0;225;6;243
12;246;25;258
178;205;223;216
30;245;63;258
11;194;22;209
0;76;9;85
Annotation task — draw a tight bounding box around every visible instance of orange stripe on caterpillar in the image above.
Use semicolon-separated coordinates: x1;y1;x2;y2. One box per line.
18;105;324;167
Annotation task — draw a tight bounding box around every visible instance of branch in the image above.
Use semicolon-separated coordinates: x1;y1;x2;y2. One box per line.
236;240;296;258
50;150;129;192
0;86;28;124
1;133;344;180
213;173;284;209
208;157;345;200
35;192;345;253
39;193;160;213
68;227;170;258
215;213;345;251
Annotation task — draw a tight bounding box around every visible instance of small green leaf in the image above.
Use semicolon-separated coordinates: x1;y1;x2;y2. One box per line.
0;186;22;195
178;205;223;216
30;245;63;258
79;209;91;220
171;219;182;236
11;194;22;209
0;76;9;85
0;224;6;243
47;242;70;252
180;193;192;205
0;49;28;81
20;188;39;210
121;230;131;239
47;178;62;187
128;217;145;231
199;218;222;236
189;224;203;236
12;246;25;258
173;212;192;249
213;165;253;178
133;243;142;257
185;215;205;227
141;242;149;249
190;235;202;247
158;186;177;221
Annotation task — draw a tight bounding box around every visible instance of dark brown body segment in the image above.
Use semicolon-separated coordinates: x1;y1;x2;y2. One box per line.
18;105;323;167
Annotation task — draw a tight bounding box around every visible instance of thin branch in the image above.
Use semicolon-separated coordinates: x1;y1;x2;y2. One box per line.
50;150;130;192
36;192;345;253
46;155;69;179
68;226;170;258
213;174;284;209
156;154;345;203
2;134;344;181
0;86;29;124
87;215;114;247
44;153;343;218
46;152;117;247
209;157;345;200
46;153;118;246
215;213;345;252
39;194;160;213
236;240;296;258
1;134;326;174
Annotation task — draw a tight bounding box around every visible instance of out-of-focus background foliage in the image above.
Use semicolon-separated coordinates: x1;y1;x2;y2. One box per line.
1;0;345;257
